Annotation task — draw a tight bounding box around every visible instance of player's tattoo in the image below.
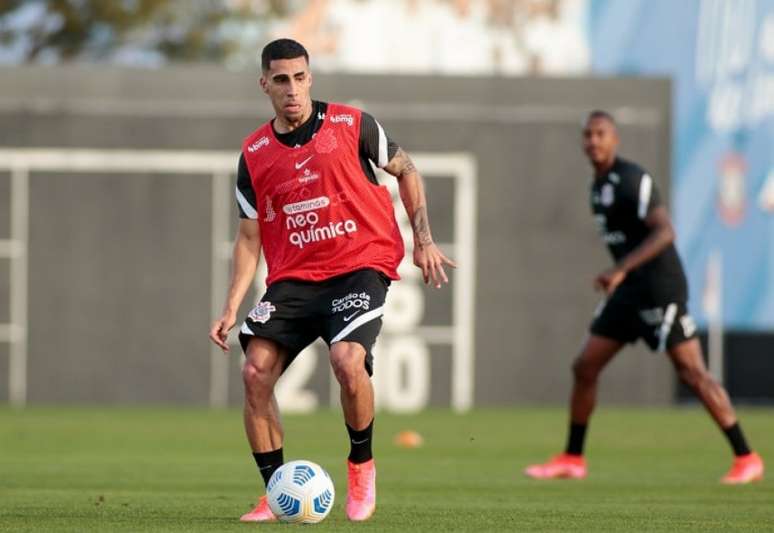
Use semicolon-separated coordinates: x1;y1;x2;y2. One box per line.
388;148;416;178
413;206;433;247
387;147;432;245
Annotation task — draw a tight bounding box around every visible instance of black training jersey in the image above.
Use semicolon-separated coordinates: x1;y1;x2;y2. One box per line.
235;100;399;219
590;157;688;301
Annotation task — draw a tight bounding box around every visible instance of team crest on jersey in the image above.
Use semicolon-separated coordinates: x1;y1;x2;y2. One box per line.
601;183;615;206
248;301;276;324
315;127;338;154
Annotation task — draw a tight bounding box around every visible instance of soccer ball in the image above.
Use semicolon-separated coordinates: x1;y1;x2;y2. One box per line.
267;460;335;524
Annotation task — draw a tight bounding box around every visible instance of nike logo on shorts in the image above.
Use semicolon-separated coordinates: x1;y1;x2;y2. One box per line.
343;311;361;322
294;155;313;169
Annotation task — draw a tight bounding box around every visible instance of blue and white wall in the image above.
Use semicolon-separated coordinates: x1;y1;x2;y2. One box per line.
591;0;774;330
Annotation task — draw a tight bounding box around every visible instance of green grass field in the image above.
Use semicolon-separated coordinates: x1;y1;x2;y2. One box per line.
1;407;773;532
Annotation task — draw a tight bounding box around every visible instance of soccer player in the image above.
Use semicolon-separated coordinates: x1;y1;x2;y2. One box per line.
524;111;764;484
208;39;455;522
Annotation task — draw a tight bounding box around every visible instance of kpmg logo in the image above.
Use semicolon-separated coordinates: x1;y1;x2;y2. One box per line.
247;136;270;153
329;114;354;126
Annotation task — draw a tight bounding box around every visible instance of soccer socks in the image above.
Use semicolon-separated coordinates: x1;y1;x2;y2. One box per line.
346;419;374;464
565;422;587;456
723;422;752;457
253;448;284;487
562;421;752;457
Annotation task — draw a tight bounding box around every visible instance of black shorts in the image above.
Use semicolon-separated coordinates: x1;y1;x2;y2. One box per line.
590;289;698;352
238;268;390;375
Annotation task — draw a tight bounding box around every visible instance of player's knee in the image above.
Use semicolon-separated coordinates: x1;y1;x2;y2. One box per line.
335;371;360;396
678;365;709;390
572;357;599;384
242;359;276;394
330;343;366;395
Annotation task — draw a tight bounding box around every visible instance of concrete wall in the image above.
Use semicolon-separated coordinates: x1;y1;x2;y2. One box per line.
0;65;672;408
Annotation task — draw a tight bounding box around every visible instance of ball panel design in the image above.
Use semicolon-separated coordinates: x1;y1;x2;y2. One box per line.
313;488;333;514
293;463;316;486
266;460;335;524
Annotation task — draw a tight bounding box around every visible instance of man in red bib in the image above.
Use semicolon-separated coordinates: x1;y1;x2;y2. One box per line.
209;39;455;523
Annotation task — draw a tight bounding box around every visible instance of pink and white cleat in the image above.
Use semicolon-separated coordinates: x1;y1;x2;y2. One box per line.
346;459;376;521
524;453;587;479
239;495;276;522
721;452;764;485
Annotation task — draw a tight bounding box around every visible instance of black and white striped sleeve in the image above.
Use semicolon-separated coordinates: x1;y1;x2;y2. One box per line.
359;112;400;168
236;153;257;220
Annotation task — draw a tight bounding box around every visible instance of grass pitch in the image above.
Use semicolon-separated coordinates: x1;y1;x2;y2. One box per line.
1;407;773;532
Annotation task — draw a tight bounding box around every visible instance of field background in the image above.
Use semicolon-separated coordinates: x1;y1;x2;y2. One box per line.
2;407;773;532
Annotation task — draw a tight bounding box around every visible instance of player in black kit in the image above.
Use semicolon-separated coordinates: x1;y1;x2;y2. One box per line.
524;111;763;484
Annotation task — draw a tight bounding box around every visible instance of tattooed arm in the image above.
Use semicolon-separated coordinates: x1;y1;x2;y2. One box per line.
383;147;456;287
385;148;431;245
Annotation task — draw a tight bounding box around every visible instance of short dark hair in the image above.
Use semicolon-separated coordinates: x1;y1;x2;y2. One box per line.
261;39;309;72
586;109;617;127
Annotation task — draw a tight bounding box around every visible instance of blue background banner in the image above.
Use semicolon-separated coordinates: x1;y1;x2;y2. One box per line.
590;0;774;330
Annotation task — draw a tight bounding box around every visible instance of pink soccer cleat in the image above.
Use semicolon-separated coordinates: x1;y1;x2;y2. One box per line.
239;495;276;522
524;453;587;480
346;459;376;521
721;452;764;485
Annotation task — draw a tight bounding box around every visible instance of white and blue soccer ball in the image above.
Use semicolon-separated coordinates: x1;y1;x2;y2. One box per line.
267;460;335;524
